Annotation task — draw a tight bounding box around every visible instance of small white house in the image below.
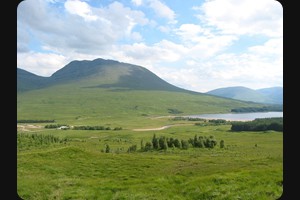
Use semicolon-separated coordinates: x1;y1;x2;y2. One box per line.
57;126;69;130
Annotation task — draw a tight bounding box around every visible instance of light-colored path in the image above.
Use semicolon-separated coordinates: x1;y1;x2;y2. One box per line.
17;124;43;132
132;123;193;131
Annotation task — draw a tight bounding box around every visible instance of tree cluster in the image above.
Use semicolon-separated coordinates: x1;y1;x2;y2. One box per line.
72;126;122;131
231;117;283;132
167;108;183;114
231;105;282;113
73;125;111;130
17;133;68;150
17;119;55;123
45;124;69;129
188;135;218;148
171;117;206;122
138;134;222;152
195;119;229;126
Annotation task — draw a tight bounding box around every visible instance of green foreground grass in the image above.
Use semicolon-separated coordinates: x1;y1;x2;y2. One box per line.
17;123;283;200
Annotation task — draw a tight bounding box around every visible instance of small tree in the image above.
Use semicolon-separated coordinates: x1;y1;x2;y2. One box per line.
198;137;204;148
194;134;198;147
172;143;176;150
163;137;168;151
181;140;189;150
168;137;174;148
159;136;165;150
127;144;137;153
144;142;152;151
220;140;225;148
141;139;144;150
152;134;159;149
174;138;181;148
105;144;110;153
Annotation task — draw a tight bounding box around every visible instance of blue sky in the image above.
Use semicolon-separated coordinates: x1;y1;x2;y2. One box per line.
17;0;283;92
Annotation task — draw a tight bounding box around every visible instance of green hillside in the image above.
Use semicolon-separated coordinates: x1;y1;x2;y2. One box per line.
17;58;282;200
17;58;264;128
17;83;264;128
18;58;188;92
17;126;282;200
206;86;282;104
257;87;283;104
17;68;51;92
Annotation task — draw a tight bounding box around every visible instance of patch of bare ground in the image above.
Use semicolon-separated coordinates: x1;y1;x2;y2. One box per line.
17;124;43;132
132;123;193;131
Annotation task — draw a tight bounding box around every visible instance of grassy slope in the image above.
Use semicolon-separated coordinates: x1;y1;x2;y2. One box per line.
17;80;262;128
17;124;283;200
206;86;273;104
17;77;282;199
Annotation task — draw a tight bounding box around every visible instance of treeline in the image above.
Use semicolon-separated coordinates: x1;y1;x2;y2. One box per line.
168;108;183;114
231;105;283;113
125;134;224;153
171;117;229;125
45;124;69;129
171;117;207;121
231;117;283;132
17;133;68;150
195;119;229;126
18;119;55;123
73;126;122;131
44;124;123;131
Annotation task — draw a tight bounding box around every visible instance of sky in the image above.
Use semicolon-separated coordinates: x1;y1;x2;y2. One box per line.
17;0;283;92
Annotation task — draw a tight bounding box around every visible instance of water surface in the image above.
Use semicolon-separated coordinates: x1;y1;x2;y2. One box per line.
186;112;283;121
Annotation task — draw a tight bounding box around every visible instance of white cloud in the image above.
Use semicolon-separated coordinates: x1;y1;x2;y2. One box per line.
196;0;282;37
188;34;238;59
156;67;203;90
131;32;143;41
17;52;69;77
17;22;30;53
176;24;206;38
158;25;171;33
17;0;149;55
132;0;143;6
174;23;238;58
248;38;282;56
148;0;176;23
111;40;187;64
64;0;98;21
17;0;283;92
147;37;283;92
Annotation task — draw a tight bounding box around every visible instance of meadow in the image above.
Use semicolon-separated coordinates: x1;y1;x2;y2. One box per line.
17;118;283;200
17;75;283;200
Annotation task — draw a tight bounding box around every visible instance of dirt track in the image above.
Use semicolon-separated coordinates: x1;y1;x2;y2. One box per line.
17;124;43;132
17;122;193;132
132;123;193;131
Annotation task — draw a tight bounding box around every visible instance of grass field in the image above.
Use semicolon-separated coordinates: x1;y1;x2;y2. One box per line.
17;121;283;200
17;83;264;127
17;80;283;200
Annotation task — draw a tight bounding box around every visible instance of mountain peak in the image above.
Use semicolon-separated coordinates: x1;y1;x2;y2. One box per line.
17;58;191;93
206;86;282;104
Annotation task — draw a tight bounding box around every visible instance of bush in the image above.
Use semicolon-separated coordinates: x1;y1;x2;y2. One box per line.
127;145;137;153
231;117;283;132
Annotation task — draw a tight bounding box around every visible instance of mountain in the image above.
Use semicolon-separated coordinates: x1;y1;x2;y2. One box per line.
17;68;51;92
257;87;283;104
206;86;283;104
18;58;189;93
17;58;268;126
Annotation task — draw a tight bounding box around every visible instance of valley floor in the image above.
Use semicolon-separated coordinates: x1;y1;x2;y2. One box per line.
17;122;283;200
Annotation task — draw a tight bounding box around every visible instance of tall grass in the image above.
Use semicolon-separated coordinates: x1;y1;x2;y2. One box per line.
17;124;282;200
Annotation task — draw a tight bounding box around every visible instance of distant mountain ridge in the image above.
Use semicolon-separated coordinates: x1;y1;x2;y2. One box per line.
17;68;51;91
206;86;283;104
17;58;190;93
17;58;282;105
17;58;280;124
